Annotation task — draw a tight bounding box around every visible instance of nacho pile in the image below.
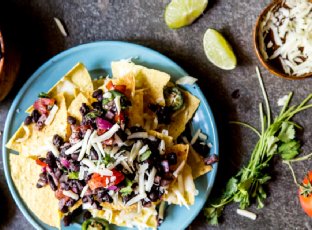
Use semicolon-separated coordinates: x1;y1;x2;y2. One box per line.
6;60;215;229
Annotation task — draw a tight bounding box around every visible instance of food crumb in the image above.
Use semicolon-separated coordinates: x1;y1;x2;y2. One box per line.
54;17;68;37
231;89;240;99
16;108;20;113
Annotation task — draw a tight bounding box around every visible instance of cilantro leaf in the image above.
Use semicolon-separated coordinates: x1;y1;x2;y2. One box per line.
120;178;134;197
278;122;295;142
278;140;300;160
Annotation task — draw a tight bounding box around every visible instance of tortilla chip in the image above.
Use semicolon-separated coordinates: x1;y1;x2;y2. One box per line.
168;90;200;139
67;93;90;122
26;63;93;113
92;78;105;90
147;130;173;147
111;61;170;106
187;146;212;179
113;72;136;98
100;199;137;213
163;164;196;206
6;94;69;157
90;206;157;229
165;144;189;172
10;154;60;228
128;90;144;127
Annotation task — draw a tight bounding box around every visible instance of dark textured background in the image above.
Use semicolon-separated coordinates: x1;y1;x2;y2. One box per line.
0;0;312;229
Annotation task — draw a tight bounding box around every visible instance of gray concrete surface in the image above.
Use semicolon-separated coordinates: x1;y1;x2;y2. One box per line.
0;0;312;229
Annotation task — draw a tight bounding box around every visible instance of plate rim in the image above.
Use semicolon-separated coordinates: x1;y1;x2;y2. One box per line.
2;40;219;229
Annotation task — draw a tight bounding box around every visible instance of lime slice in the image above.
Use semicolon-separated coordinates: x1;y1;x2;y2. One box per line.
203;28;237;70
165;0;208;29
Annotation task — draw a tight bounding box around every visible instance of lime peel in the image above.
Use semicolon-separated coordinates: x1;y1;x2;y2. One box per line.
165;0;208;29
203;28;237;70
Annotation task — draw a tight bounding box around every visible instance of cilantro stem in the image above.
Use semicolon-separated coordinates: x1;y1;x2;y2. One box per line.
256;67;271;128
283;161;300;187
229;121;261;138
283;152;312;163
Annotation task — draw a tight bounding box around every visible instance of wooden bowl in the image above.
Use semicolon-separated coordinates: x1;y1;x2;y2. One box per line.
253;0;312;80
0;29;20;101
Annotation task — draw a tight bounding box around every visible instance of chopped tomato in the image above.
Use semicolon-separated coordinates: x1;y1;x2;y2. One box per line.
88;169;125;191
299;171;312;217
33;98;55;114
114;112;125;123
55;188;68;200
35;159;48;168
106;80;126;93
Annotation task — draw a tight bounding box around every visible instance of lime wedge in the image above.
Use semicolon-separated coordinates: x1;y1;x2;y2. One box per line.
203;28;237;70
165;0;208;29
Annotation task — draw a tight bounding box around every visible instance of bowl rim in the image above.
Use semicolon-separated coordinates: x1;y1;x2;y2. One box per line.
253;0;312;80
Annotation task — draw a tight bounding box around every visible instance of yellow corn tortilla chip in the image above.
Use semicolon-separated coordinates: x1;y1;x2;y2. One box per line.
6;94;70;157
147;130;173;147
163;164;196;206
26;63;93;113
111;61;170;106
67;93;90;122
165;144;189;172
92;78;105;90
100;199;137;213
90;205;157;229
10;154;61;228
187;146;212;179
128;89;144;127
168;90;200;139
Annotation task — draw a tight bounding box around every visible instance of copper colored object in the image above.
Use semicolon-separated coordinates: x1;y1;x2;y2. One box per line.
253;0;312;80
0;30;20;101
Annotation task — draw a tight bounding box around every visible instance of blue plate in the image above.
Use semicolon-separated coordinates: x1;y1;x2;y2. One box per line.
3;41;219;230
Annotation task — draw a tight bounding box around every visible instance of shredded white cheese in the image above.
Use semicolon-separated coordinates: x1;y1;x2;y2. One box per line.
126;193;147;206
145;167;156;192
127;132;148;139
114;95;121;115
80;185;89;198
65;140;83;155
44;104;59;125
54;17;68;37
78;129;92;161
46;140;60;157
277;95;289;107
175;76;198;85
236;209;257;220
63;190;79;200
15;125;30;143
173;160;186;178
92;123;120;143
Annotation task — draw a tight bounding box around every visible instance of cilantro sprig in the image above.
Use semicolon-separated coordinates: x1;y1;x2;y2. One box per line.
204;67;312;225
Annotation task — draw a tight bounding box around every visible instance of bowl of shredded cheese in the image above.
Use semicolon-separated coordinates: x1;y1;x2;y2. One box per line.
254;0;312;80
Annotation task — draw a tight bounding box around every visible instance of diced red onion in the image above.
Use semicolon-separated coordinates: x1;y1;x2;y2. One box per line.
204;154;219;165
96;117;113;130
161;160;170;173
42;167;47;173
105;110;115;120
107;185;117;191
60;158;70;168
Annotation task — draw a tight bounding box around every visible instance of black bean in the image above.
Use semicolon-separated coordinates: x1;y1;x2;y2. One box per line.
66;199;76;207
91;101;102;110
82;196;88;203
63;214;72;226
47;175;57;191
46;151;56;168
31;109;40;122
142;200;152;207
92;89;103;99
129;126;145;133
59;199;68;213
72;187;79;194
83;211;92;221
97;94;103;102
71;153;79;161
76;181;84;191
67;116;77;125
161;160;170;173
24;116;33;125
80;103;90;116
69;162;80;172
116;129;128;141
36;179;47;188
60;174;68;183
167;152;177;165
148;191;158;202
60;182;66;189
54;168;62;179
53;134;64;148
193;141;209;157
90;149;99;160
